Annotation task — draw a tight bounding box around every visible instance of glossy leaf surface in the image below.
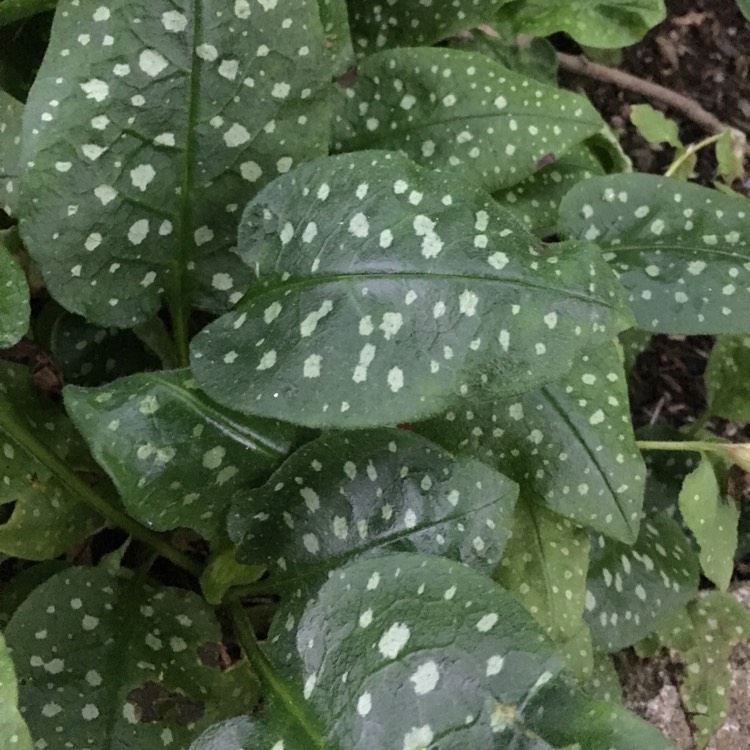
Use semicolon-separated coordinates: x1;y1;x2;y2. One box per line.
65;369;308;542
229;428;518;583
0;89;21;217
19;0;332;327
0;240;29;348
0;633;33;750
560;174;750;334
191;151;632;429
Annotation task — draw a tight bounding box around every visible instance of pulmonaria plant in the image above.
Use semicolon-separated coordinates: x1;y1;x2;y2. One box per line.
0;1;748;749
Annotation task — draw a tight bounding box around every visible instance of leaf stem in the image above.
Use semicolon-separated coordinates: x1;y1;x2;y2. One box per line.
665;133;724;178
226;598;328;750
170;302;191;368
637;439;724;454
0;0;56;26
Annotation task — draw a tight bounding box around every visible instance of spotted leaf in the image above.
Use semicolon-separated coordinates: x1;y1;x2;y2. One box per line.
64;369;310;543
0;89;22;217
496;0;666;48
193;552;673;749
559;174;750;334
0;240;29;348
190;151;632;429
5;566;261;750
18;0;332;328
585;514;699;652
332;48;603;193
704;334;750;422
318;0;353;74
418;341;645;542
0;362;102;559
0;633;33;750
228;428;517;585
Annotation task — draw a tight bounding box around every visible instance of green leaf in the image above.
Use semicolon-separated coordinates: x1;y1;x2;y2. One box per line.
495;498;593;679
585;514;699;651
0;560;69;628
715;128;745;184
199;547;264;606
64;369;309;543
559;173;750;334
5;566;261;749
0;632;33;750
0;361;102;559
585;652;623;703
195;552;674;749
229;428;517;584
332;48;603;193
418;341;645;543
678;454;738;591
738;0;750;21
0;240;29;348
190;151;632;429
497;0;666;48
318;0;354;74
0;88;22;217
19;0;332;329
629;103;682;148
705;334;750;422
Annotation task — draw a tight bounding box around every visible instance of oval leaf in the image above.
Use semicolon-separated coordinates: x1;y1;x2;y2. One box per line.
0;89;22;217
559;173;750;334
190;151;632;428
19;0;332;327
0;241;29;348
0;633;33;750
704;334;750;422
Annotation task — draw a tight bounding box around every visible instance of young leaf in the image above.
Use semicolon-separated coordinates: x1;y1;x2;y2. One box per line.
704;334;750;422
228;428;518;584
629;103;682;148
678;454;739;591
714;128;745;185
190;151;632;429
418;341;645;543
0;633;33;750
559;173;750;334
5;566;261;749
0;89;22;217
332;48;603;193
64;369;309;543
585;514;700;651
19;0;332;329
0;361;102;559
0;240;29;348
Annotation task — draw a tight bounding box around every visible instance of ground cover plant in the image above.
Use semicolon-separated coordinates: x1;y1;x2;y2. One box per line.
0;0;749;748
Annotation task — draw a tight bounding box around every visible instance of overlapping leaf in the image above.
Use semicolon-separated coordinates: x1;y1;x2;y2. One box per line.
0;633;33;750
332;48;603;193
228;428;517;584
0;240;29;348
560;174;750;334
0;89;21;217
5;566;261;749
19;0;332;328
318;0;354;74
64;369;309;542
704;335;750;422
0;361;102;559
419;341;644;542
190;151;632;429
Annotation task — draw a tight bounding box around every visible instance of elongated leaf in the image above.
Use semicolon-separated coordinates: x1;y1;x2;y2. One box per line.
0;633;33;750
332;48;603;193
0;361;101;559
0;240;29;347
560;174;750;334
497;0;666;48
191;151;632;429
704;334;750;422
5;566;261;749
678;454;738;591
585;514;699;651
19;0;332;328
418;341;644;542
229;428;517;583
318;0;354;74
64;369;309;543
0;89;22;217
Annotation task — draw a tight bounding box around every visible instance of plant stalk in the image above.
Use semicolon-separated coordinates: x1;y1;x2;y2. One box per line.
665;133;724;178
637;439;740;454
0;0;56;26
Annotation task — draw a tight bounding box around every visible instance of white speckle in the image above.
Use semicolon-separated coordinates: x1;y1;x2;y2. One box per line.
303;533;319;554
154;132;176;147
127;219;149;245
303;354;322;378
410;661;440;695
130;164;156;192
544;312;558;329
379;229;393;248
379;312;403;340
353;344;376;383
93;6;110;21
80;79;109;102
357;692;372;716
162;10;188;32
272;82;291;99
476;613;498;632
488;252;509;271
459;290;479;317
257;350;277;371
196;44;218;61
300;300;334;337
139;49;169;77
94;184;117;206
240;161;262;182
211;273;233;291
223;123;251;147
387;367;404;393
219;59;240;81
378;622;410;659
349;212;370;238
508;403;524;421
303;674;316;699
589;409;605;425
194;226;214;247
402;726;434;750
486;655;505;676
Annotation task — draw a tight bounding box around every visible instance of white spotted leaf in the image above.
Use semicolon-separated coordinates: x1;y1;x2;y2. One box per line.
418;341;645;543
704;335;750;422
0;633;33;750
228;428;518;584
585;514;699;652
0;89;22;217
190;151;632;429
0;361;102;560
18;0;332;328
559;174;750;334
4;566;261;750
192;552;674;750
64;369;310;543
0;240;29;348
332;48;603;193
318;0;354;74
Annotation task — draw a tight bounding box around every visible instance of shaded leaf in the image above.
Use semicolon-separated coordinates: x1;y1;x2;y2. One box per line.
0;240;29;348
585;652;623;704
5;566;261;749
704;334;750;422
0;361;102;559
318;0;354;75
715;128;745;185
0;560;69;628
64;369;309;543
199;547;264;606
19;0;332;327
0;632;33;750
0;89;22;217
629;103;681;148
559;174;750;334
332;48;603;193
190;151;632;429
229;428;517;585
585;514;699;651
